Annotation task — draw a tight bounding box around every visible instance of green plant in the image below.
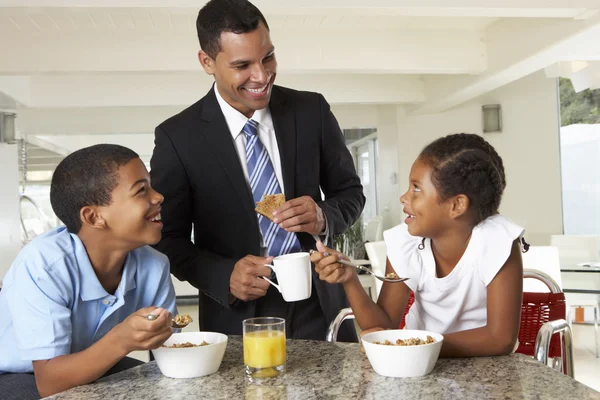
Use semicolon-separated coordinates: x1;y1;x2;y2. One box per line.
334;217;365;259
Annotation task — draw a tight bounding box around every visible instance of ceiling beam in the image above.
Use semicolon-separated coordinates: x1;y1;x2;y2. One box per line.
19;73;424;108
0;27;485;75
412;15;600;115
32;133;156;159
25;135;71;156
16;107;180;137
15;103;379;137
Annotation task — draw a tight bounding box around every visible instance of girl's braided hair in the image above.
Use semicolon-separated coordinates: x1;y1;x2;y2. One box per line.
419;133;506;225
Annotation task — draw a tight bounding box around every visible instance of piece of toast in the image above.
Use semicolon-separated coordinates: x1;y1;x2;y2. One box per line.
255;194;285;222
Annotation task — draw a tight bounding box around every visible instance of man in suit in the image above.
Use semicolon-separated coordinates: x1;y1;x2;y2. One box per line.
150;0;364;342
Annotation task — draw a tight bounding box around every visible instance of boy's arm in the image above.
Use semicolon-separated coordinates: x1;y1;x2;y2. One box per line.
33;307;172;398
439;239;523;357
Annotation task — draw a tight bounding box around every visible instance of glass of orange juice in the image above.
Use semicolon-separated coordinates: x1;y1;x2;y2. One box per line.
243;317;286;381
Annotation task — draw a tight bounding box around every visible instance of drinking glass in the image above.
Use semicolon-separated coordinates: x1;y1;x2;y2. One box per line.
243;317;286;382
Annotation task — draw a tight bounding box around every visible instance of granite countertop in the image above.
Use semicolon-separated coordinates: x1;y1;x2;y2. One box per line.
48;336;600;400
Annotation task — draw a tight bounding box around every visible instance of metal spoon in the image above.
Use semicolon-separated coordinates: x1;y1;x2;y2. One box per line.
146;313;191;329
310;249;409;283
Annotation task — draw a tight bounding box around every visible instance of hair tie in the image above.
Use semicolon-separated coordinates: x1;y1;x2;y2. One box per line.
520;237;530;253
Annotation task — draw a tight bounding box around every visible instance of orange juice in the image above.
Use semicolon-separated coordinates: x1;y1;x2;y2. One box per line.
243;330;286;368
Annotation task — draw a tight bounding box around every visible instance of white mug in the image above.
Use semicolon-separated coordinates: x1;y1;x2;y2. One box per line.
262;252;312;302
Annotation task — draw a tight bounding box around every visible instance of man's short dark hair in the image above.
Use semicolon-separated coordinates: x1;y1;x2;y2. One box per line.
50;144;139;234
196;0;270;59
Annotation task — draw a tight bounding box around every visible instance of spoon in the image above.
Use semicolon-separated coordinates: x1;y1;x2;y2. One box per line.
146;313;192;329
310;249;409;283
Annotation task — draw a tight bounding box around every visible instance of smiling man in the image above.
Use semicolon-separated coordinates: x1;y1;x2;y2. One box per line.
150;0;365;342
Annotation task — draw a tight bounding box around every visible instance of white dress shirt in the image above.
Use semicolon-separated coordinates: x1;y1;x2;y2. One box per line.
214;86;328;254
214;85;286;198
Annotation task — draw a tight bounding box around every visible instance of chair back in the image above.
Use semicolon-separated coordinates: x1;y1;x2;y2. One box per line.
364;240;386;297
518;269;565;359
522;246;562;292
400;292;415;329
364;216;383;242
550;234;600;264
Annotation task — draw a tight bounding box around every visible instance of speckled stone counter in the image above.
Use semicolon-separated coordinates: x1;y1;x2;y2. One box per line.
47;336;600;400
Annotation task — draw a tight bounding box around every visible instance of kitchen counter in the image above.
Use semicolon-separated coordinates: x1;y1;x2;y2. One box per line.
48;336;600;400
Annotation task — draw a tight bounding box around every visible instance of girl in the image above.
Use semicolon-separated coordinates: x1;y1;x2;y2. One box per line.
311;133;524;357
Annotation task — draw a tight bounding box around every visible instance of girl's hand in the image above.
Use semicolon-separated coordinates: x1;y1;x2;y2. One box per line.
310;241;356;284
359;327;385;354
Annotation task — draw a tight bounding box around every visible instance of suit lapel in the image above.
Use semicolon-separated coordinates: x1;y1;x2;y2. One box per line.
269;87;296;200
199;88;256;219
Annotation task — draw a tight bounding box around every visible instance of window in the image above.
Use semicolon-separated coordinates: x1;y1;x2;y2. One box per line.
344;129;379;225
558;77;600;234
354;139;379;223
20;184;60;243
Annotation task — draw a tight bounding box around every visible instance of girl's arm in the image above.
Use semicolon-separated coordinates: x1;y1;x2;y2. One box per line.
439;239;523;357
311;241;411;330
348;257;412;330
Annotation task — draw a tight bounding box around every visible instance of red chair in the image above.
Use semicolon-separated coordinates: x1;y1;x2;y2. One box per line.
521;269;573;377
326;269;574;377
399;291;415;329
517;292;565;357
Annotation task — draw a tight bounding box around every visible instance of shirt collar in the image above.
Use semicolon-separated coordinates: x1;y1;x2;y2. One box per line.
72;233;138;302
213;83;274;140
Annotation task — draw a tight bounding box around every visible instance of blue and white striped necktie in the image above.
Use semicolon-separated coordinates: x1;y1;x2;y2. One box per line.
244;119;301;256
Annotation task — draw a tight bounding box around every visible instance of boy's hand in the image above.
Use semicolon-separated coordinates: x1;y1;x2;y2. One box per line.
359;327;385;354
310;241;355;284
113;307;173;355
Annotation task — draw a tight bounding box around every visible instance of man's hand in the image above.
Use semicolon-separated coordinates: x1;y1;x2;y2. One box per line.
112;307;174;355
229;255;274;302
273;196;325;235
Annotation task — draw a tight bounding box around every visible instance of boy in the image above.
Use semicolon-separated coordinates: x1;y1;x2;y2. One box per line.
0;144;177;399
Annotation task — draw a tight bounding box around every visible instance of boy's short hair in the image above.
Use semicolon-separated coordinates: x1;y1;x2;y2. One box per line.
196;0;269;59
50;144;139;233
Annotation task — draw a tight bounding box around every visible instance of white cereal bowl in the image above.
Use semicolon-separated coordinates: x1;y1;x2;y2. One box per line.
151;332;228;379
361;329;444;378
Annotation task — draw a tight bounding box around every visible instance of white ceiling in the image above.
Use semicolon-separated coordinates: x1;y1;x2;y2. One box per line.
1;0;600;176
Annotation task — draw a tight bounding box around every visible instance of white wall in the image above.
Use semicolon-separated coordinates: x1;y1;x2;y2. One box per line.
382;70;563;244
331;104;378;129
0;143;22;284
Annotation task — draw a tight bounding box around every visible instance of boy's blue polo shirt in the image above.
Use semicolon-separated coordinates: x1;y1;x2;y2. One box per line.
0;226;178;373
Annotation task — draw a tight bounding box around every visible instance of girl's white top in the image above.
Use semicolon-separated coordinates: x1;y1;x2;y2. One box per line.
383;214;524;334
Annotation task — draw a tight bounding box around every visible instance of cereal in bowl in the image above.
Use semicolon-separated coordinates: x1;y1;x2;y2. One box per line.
374;336;435;346
162;340;210;348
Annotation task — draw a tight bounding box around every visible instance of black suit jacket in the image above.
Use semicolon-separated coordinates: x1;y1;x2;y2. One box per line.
150;85;365;341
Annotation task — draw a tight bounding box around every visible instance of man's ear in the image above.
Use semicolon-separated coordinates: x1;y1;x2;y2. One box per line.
198;50;215;75
80;206;106;230
449;194;470;219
